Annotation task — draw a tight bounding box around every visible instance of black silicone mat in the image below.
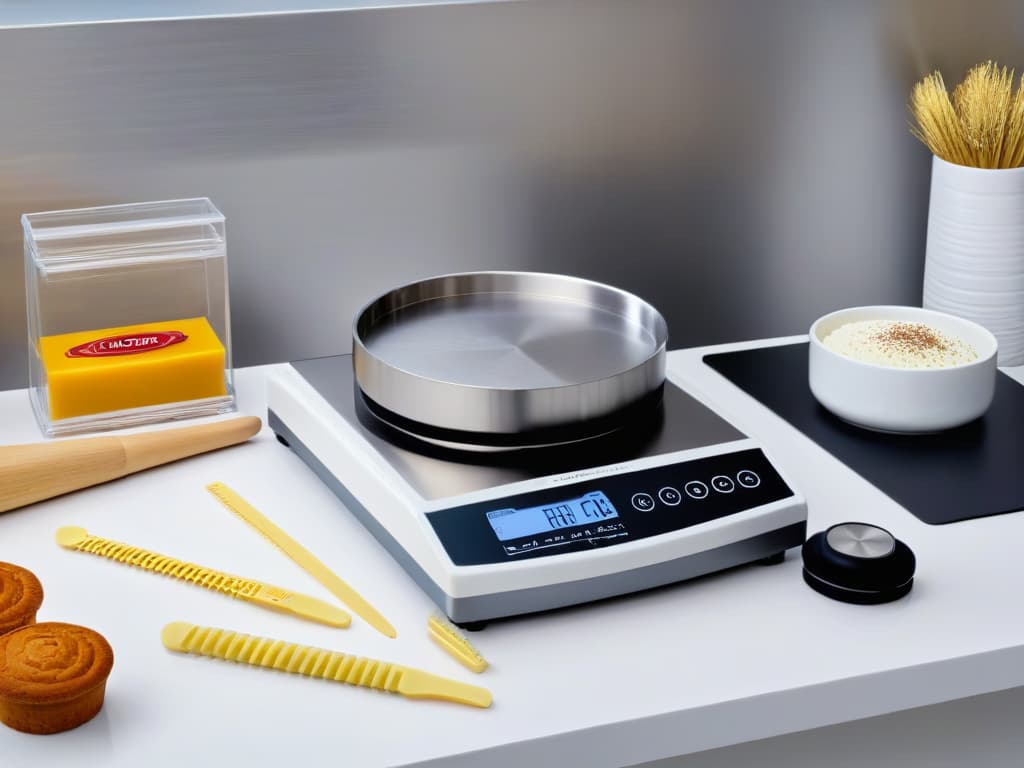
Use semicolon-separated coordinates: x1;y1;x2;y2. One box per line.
704;343;1024;525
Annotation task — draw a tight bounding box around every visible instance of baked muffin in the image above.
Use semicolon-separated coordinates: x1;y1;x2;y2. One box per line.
0;562;44;636
0;622;114;734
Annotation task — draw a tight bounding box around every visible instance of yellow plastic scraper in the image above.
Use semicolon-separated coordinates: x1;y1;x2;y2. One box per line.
428;614;489;673
162;622;492;708
206;482;397;638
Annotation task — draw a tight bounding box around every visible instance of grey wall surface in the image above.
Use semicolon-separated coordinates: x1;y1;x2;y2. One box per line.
1;0;1023;390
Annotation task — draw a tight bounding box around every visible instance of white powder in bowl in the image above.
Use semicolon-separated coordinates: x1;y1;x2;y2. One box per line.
822;319;978;368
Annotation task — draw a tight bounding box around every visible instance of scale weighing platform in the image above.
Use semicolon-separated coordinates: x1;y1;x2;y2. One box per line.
266;355;807;626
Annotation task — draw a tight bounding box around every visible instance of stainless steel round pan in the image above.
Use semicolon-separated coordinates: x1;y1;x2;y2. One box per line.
352;271;668;442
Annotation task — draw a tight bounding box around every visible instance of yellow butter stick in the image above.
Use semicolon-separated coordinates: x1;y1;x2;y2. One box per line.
39;317;226;420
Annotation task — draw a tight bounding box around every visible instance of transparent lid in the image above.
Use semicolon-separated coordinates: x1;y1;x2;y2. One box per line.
22;198;225;273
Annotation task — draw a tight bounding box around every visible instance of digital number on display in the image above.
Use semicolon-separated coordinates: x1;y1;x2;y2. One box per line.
486;491;619;541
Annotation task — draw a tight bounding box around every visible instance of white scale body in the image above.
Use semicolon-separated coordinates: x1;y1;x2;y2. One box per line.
266;354;807;625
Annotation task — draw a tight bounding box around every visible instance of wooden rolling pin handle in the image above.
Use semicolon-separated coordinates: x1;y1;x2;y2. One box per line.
0;416;262;513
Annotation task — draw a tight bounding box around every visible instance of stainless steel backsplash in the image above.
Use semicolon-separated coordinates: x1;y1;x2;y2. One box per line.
1;0;1022;390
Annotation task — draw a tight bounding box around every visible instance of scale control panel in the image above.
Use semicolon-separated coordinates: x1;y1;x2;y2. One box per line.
428;447;794;565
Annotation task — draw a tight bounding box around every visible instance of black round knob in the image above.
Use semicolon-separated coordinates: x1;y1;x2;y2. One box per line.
802;522;915;604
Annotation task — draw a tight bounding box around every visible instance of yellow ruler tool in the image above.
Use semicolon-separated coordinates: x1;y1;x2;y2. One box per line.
206;482;397;638
56;526;350;628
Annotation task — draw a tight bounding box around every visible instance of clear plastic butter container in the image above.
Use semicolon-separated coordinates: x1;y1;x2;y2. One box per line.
23;198;236;436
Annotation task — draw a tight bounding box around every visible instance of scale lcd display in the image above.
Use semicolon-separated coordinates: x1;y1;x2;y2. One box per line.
486;491;619;541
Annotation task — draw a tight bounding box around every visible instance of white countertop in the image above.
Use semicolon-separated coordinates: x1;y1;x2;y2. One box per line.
3;337;1024;767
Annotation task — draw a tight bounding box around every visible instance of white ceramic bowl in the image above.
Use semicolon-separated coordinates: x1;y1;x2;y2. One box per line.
808;306;998;433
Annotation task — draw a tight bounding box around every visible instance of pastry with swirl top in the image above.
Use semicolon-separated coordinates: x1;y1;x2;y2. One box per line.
0;622;114;734
0;562;43;636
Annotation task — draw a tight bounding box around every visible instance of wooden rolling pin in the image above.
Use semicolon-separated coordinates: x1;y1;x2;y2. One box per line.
0;416;262;513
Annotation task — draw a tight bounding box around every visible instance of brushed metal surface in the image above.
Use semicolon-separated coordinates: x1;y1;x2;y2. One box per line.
0;1;485;28
353;272;667;434
291;354;743;500
826;523;896;559
2;0;1022;391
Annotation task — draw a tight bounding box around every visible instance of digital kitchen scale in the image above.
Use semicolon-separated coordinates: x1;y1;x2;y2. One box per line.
266;355;807;626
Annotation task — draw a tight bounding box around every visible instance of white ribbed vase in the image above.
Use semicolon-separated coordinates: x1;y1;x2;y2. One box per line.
923;155;1024;366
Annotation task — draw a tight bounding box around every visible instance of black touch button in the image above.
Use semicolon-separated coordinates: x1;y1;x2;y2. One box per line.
737;470;760;488
658;487;682;506
631;493;655;511
711;475;735;493
684;481;709;499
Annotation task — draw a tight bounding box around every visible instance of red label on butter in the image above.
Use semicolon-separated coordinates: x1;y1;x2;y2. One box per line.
65;331;188;358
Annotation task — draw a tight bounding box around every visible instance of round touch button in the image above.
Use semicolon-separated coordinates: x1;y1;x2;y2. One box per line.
711;475;735;494
631;493;655;511
736;470;760;488
658;487;682;506
684;481;709;500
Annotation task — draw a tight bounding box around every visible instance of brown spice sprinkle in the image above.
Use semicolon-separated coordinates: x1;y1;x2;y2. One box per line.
872;322;948;356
